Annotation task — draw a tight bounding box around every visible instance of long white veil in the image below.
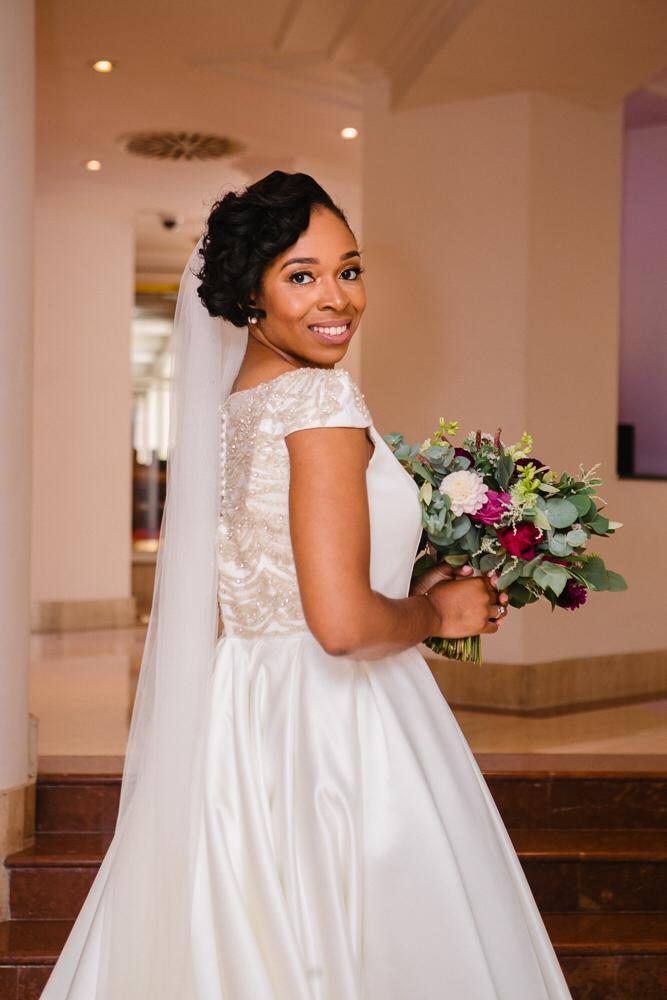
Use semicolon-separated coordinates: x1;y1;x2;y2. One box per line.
52;238;248;997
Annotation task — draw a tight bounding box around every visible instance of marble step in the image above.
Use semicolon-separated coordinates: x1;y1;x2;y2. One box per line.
35;754;667;833
7;830;667;921
481;758;667;830
512;828;667;914
545;912;667;999
1;915;666;1000
0;920;69;999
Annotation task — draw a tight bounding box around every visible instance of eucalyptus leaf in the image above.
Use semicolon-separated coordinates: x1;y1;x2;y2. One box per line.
606;570;628;592
545;497;579;528
566;527;587;547
444;554;470;567
532;509;552;532
460;525;480;553
480;553;501;573
547;532;573;557
413;553;437;577
533;562;569;596
568;494;592;517
577;556;609;590
589;516;610;534
507;581;538;608
521;556;544;577
497;563;523;590
451;515;472;540
412;460;436;485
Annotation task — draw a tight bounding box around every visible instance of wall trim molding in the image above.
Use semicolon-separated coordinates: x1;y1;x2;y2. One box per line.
0;779;36;919
31;597;137;633
426;648;667;714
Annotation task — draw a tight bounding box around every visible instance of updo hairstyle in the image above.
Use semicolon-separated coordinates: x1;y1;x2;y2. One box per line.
196;170;353;327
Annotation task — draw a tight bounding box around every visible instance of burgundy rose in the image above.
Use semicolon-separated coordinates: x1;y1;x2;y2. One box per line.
497;522;542;560
471;489;511;526
556;579;588;611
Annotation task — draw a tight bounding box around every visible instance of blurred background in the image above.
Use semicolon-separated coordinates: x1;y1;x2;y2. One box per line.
2;0;667;752
1;2;667;993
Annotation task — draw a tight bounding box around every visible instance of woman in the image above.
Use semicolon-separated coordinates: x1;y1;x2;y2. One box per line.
43;171;571;998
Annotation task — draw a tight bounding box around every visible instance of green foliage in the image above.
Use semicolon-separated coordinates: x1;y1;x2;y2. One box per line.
533;561;569;596
568;494;593;517
545;497;579;528
495;453;515;491
387;421;626;662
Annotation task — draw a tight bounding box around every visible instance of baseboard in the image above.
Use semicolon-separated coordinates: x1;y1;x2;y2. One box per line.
30;597;137;633
0;779;36;919
426;648;667;714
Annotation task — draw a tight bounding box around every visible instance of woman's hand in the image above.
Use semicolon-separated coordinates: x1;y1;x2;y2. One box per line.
422;568;510;638
410;562;474;596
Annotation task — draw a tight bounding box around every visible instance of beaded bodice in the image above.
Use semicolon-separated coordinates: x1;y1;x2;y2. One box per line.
216;366;375;638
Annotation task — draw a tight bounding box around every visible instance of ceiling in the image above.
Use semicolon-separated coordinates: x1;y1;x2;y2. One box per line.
36;0;667;280
35;0;667;399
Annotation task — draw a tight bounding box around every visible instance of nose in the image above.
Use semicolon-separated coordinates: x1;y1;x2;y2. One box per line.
317;272;349;311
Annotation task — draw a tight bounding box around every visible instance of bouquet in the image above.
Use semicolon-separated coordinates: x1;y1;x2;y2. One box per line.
384;420;627;663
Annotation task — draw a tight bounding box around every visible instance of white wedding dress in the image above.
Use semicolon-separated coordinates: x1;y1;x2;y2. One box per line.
43;365;571;999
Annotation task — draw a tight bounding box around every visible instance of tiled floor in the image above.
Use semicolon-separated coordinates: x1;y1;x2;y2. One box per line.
30;626;667;758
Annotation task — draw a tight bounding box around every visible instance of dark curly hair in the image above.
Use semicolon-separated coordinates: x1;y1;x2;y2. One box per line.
196;170;354;327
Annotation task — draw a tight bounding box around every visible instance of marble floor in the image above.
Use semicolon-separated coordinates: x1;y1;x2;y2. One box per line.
30;626;667;758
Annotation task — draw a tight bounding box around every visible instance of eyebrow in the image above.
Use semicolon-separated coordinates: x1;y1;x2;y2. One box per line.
279;249;362;272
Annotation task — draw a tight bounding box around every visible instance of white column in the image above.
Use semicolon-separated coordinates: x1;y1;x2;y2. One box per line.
0;0;34;790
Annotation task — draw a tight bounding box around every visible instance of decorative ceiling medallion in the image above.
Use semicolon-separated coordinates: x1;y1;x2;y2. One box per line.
120;130;245;161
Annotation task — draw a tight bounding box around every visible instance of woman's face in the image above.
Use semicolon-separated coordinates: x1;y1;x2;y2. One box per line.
249;206;366;366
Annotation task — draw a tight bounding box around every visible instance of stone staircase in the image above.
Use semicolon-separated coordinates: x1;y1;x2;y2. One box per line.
1;753;666;999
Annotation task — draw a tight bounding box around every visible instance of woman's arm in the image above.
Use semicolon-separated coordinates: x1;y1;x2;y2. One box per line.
286;424;505;660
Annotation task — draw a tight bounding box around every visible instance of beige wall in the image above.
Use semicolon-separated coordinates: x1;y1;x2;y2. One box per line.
361;83;665;664
32;195;134;603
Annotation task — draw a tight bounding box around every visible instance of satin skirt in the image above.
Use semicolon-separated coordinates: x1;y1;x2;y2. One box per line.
191;632;570;999
42;632;571;999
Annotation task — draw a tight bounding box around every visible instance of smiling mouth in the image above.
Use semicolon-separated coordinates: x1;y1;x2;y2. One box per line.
307;321;351;337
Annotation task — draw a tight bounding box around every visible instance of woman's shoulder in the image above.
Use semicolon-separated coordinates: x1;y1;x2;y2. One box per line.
271;365;372;436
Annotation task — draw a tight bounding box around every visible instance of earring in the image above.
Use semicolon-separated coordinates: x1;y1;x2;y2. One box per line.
248;316;258;325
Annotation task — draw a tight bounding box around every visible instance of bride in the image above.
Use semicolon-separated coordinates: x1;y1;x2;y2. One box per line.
42;170;571;998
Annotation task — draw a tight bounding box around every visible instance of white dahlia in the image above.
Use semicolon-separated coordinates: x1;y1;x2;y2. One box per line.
438;470;488;517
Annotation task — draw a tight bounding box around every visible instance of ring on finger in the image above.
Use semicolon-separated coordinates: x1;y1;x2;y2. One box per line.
494;604;508;619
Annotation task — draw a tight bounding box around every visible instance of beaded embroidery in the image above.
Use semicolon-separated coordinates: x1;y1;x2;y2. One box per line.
217;367;372;637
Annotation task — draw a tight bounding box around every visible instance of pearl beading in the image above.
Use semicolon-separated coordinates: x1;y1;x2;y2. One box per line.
216;367;372;639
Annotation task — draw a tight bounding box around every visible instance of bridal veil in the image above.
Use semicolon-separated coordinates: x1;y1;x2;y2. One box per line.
77;238;246;996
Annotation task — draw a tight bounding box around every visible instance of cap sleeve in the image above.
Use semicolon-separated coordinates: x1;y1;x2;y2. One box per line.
278;367;372;437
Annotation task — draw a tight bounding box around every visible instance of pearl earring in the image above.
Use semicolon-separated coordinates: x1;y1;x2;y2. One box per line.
248;316;258;325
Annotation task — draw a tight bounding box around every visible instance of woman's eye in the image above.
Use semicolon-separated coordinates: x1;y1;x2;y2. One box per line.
289;271;314;284
341;266;365;280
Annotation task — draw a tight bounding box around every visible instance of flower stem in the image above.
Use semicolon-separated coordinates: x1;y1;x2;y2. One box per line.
423;634;482;664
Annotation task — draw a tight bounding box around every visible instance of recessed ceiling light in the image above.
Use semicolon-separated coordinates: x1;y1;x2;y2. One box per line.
85;159;102;171
92;59;114;73
340;127;358;140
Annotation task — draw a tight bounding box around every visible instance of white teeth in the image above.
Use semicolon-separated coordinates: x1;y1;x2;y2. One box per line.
310;324;349;336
